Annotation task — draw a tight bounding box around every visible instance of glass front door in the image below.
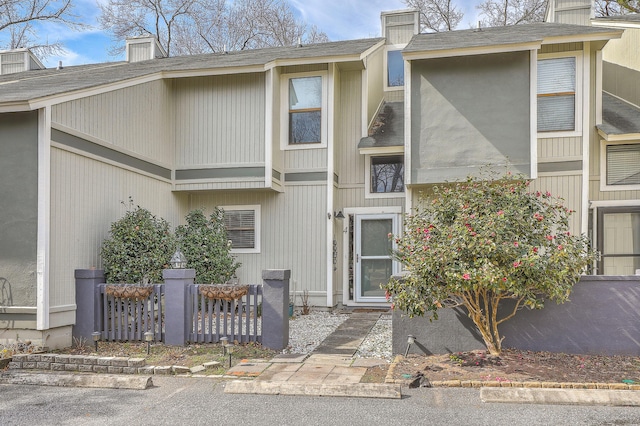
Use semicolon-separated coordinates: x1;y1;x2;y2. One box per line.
354;214;398;303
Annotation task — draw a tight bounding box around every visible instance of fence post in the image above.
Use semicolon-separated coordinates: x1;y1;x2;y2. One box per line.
261;269;290;350
74;269;105;342
163;268;195;346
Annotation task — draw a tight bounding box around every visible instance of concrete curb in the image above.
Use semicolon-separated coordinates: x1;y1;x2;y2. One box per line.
0;371;153;390
481;387;640;406
223;380;402;399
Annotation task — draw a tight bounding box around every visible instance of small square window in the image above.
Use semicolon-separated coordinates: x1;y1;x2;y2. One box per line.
289;76;322;144
371;155;404;193
222;206;260;253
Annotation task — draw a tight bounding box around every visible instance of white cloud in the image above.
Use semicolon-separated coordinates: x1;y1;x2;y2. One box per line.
290;0;407;41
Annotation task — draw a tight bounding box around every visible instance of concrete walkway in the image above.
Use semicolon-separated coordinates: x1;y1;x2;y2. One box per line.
224;311;402;398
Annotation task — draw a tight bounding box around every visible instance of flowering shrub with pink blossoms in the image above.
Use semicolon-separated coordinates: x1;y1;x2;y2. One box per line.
383;172;597;355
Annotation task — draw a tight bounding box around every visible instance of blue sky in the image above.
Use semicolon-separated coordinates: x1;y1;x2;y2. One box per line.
35;0;481;68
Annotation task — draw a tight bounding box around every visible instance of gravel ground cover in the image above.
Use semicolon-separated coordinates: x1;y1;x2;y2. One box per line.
285;310;392;361
1;310;394;364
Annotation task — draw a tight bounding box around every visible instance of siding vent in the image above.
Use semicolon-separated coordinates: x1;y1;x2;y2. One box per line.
126;36;167;63
0;48;44;75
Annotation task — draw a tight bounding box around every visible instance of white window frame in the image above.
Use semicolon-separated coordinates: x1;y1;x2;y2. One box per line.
280;71;328;150
220;205;261;254
384;44;406;92
600;139;640;192
536;52;582;138
364;150;405;199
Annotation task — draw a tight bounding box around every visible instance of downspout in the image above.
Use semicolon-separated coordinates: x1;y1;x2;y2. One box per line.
37;106;51;330
326;64;336;307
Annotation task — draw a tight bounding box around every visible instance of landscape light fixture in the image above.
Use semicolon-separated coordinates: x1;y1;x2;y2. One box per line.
405;335;416;357
225;342;234;368
92;332;101;352
334;211;345;219
170;249;187;269
144;331;154;355
220;337;229;355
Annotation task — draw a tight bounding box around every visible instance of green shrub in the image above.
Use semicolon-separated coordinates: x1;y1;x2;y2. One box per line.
383;172;597;355
175;209;241;284
101;205;175;284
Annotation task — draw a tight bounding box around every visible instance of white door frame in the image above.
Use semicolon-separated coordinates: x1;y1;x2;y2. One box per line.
341;206;402;306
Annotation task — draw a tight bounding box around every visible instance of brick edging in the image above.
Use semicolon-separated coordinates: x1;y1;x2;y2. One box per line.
384;355;640;390
7;353;221;376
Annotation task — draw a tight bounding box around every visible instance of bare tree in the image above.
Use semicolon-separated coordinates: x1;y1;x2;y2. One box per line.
99;0;329;57
594;0;640;16
0;0;84;57
403;0;464;32
98;0;207;57
476;0;547;27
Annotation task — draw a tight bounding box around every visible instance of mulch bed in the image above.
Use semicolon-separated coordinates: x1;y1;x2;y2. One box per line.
393;348;640;385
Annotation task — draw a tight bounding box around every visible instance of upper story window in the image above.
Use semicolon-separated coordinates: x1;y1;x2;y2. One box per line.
387;50;404;88
366;154;404;198
385;46;405;90
537;56;577;133
603;143;640;188
282;72;327;149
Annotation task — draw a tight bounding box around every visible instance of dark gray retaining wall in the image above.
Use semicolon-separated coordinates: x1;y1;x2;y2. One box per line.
393;276;640;356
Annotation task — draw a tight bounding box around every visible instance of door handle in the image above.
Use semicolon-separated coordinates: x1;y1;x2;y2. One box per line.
356;254;360;263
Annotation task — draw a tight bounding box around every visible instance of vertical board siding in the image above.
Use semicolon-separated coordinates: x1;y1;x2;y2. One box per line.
174;74;265;167
188;186;327;295
530;174;582;234
336;188;404;210
51;80;173;164
538;136;582;160
366;51;384;131
336;70;365;186
284;149;327;170
281;64;328;74
589;179;640;202
539;43;582;54
603;28;640;71
50;148;177;307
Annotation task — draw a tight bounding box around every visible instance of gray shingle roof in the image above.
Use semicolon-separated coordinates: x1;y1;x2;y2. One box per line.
405;23;621;53
599;92;640;135
0;38;384;104
593;14;640;24
358;102;404;149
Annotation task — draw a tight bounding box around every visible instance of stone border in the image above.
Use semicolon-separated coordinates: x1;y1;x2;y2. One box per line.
7;353;222;376
384;355;640;390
